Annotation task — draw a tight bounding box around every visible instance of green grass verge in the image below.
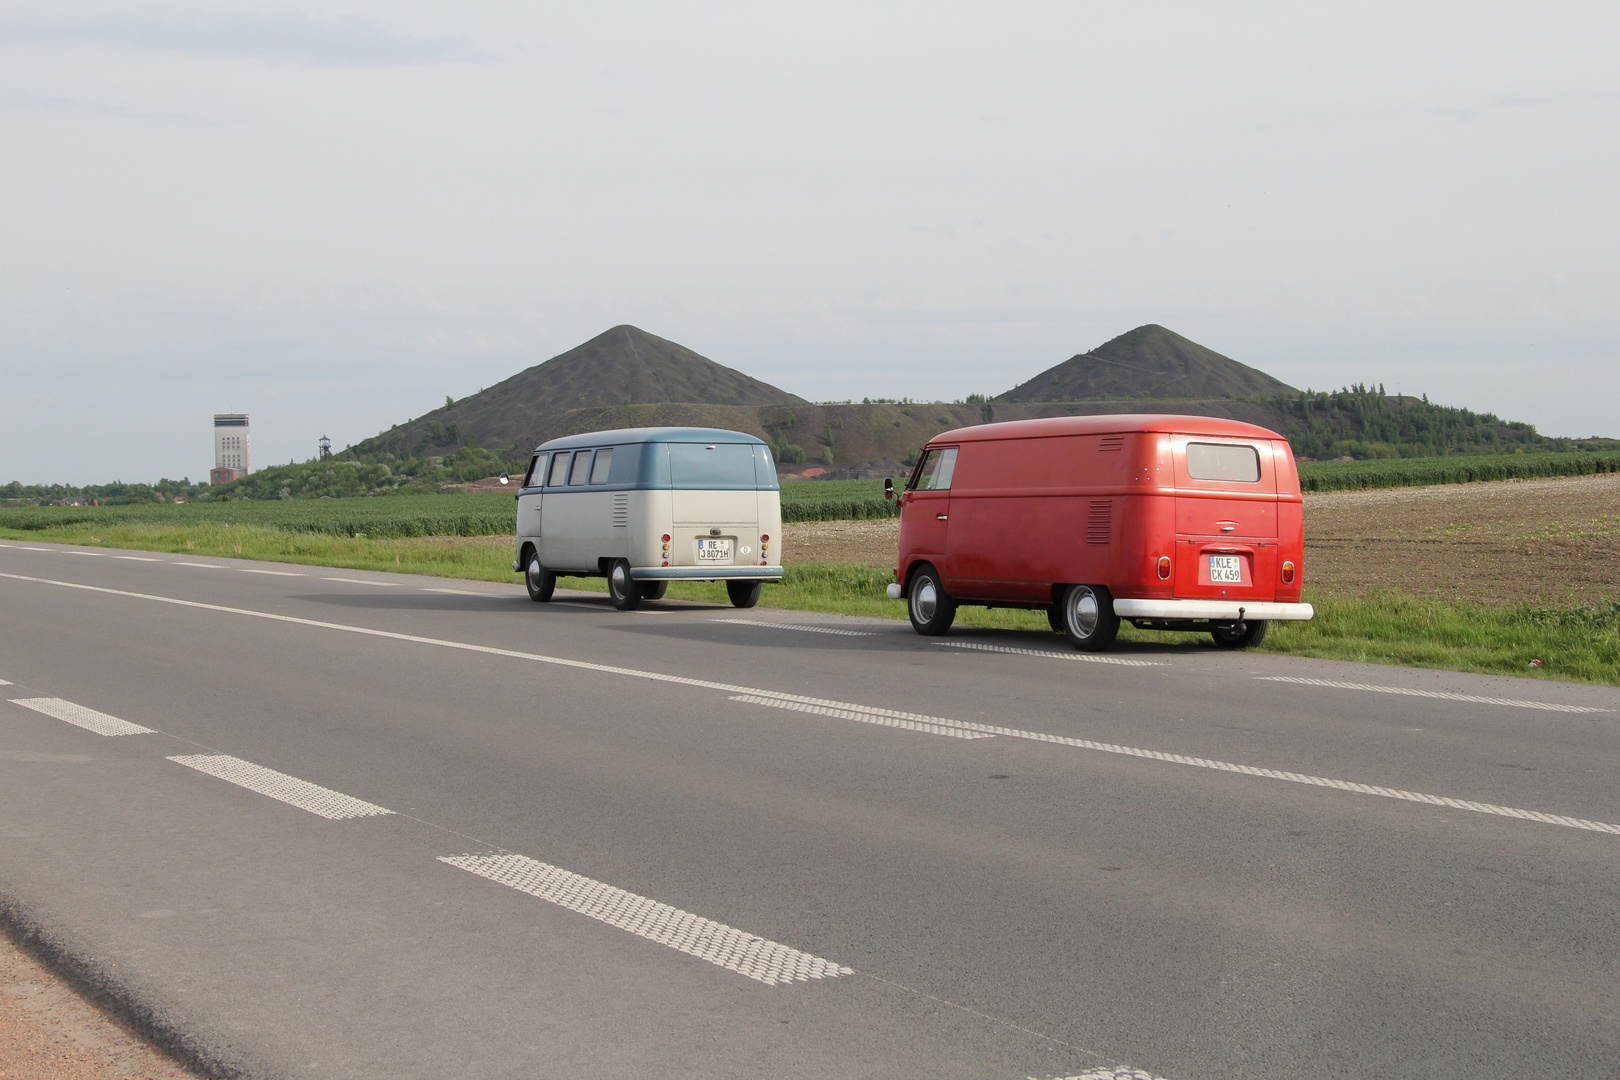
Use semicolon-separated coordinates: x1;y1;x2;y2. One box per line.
5;518;1615;686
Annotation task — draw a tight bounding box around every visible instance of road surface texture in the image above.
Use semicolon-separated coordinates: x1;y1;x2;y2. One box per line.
1;539;1617;1080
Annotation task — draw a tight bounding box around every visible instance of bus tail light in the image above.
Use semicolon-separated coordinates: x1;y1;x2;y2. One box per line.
1156;556;1172;580
1281;560;1296;585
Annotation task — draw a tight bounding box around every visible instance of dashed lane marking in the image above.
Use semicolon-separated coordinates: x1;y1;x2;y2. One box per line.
6;570;1618;836
711;618;875;637
20;547;52;552
238;568;305;576
10;697;154;737
936;641;1161;667
67;551;108;557
322;577;403;586
112;555;162;562
1036;1068;1171;1080
423;587;490;596
173;561;227;569
440;851;851;986
167;754;393;819
0;679;11;686
730;694;994;739
1255;675;1609;713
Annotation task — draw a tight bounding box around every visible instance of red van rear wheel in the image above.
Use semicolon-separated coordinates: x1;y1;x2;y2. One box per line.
1061;584;1119;651
1211;620;1268;649
907;565;956;635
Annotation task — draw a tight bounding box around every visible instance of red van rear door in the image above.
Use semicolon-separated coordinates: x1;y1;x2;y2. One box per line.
1171;437;1279;600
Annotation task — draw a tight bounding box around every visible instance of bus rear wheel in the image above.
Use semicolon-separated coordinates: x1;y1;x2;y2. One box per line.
607;560;642;610
726;580;762;608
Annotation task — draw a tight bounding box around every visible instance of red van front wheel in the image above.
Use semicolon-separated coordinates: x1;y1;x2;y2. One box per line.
907;565;957;635
1060;584;1119;652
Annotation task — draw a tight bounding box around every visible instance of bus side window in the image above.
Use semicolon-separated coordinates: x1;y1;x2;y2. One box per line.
547;452;572;487
589;448;615;484
523;454;546;488
568;450;594;486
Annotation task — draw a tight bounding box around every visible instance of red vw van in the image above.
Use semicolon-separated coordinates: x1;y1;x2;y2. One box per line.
887;415;1313;651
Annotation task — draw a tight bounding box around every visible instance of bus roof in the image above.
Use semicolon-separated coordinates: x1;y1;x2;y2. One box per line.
929;413;1285;445
535;426;768;453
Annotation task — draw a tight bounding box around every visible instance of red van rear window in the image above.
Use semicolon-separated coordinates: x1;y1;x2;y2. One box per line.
1187;442;1260;482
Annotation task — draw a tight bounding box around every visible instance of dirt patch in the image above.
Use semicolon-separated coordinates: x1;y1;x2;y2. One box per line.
785;473;1620;607
784;518;900;569
0;933;194;1079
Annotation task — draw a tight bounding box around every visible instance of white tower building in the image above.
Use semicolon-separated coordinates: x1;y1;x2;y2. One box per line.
211;414;251;485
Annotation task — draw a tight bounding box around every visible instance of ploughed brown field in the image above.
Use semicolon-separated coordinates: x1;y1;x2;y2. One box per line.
784;472;1620;607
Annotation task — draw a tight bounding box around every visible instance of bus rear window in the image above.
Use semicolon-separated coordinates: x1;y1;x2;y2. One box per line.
1187;443;1260;482
669;443;758;488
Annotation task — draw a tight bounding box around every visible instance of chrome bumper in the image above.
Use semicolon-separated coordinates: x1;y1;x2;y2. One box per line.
630;566;785;582
1113;599;1315;621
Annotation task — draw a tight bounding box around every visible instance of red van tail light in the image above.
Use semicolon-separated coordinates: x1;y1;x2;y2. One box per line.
1281;560;1296;585
1156;556;1172;580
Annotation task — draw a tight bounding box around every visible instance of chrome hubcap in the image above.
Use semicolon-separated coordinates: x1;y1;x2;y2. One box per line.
612;565;628;593
528;558;542;587
1070;589;1099;635
913;579;937;622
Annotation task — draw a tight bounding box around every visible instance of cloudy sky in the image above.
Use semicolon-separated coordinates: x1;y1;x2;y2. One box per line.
2;2;1616;483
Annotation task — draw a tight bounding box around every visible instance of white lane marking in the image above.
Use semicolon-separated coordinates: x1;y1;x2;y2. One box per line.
1255;675;1609;714
173;561;227;568
440;851;851;985
712;619;874;637
20;547;52;552
1037;1069;1170;1080
238;568;305;577
423;587;489;596
322;577;403;586
10;697;154;737
0;679;11;686
7;569;1617;836
112;555;163;562
937;641;1161;667
166;754;393;819
730;694;994;739
67;551;108;557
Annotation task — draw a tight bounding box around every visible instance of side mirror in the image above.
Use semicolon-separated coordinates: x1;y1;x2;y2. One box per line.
499;474;510;485
883;477;894;501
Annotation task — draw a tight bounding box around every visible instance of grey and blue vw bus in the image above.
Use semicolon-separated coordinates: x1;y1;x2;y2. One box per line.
513;427;784;610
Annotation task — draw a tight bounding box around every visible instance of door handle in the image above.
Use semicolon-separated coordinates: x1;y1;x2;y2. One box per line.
1219;523;1237;532
936;514;948;521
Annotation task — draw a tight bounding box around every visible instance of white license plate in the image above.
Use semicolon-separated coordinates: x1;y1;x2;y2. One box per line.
697;538;732;562
1208;555;1243;584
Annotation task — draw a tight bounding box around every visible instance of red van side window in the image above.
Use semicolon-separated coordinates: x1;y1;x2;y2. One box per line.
1187;443;1260;482
910;447;958;491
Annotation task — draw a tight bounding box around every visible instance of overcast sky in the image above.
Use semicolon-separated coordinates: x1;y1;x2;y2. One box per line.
3;2;1616;483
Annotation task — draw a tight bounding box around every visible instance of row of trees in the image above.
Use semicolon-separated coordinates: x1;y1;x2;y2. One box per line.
1268;385;1617;460
1;440;528;506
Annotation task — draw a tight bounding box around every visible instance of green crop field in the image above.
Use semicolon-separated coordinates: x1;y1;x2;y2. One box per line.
1296;451;1620;491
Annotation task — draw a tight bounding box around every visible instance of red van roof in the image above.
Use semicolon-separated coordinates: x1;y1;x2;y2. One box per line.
931;413;1284;445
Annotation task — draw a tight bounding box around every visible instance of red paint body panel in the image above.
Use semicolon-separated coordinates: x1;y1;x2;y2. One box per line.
895;415;1305;609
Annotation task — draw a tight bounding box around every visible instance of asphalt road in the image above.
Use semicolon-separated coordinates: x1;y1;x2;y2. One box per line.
1;539;1617;1080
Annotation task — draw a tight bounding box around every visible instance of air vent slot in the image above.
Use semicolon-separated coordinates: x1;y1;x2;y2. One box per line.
612;493;629;528
1099;435;1125;452
1086;499;1112;544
